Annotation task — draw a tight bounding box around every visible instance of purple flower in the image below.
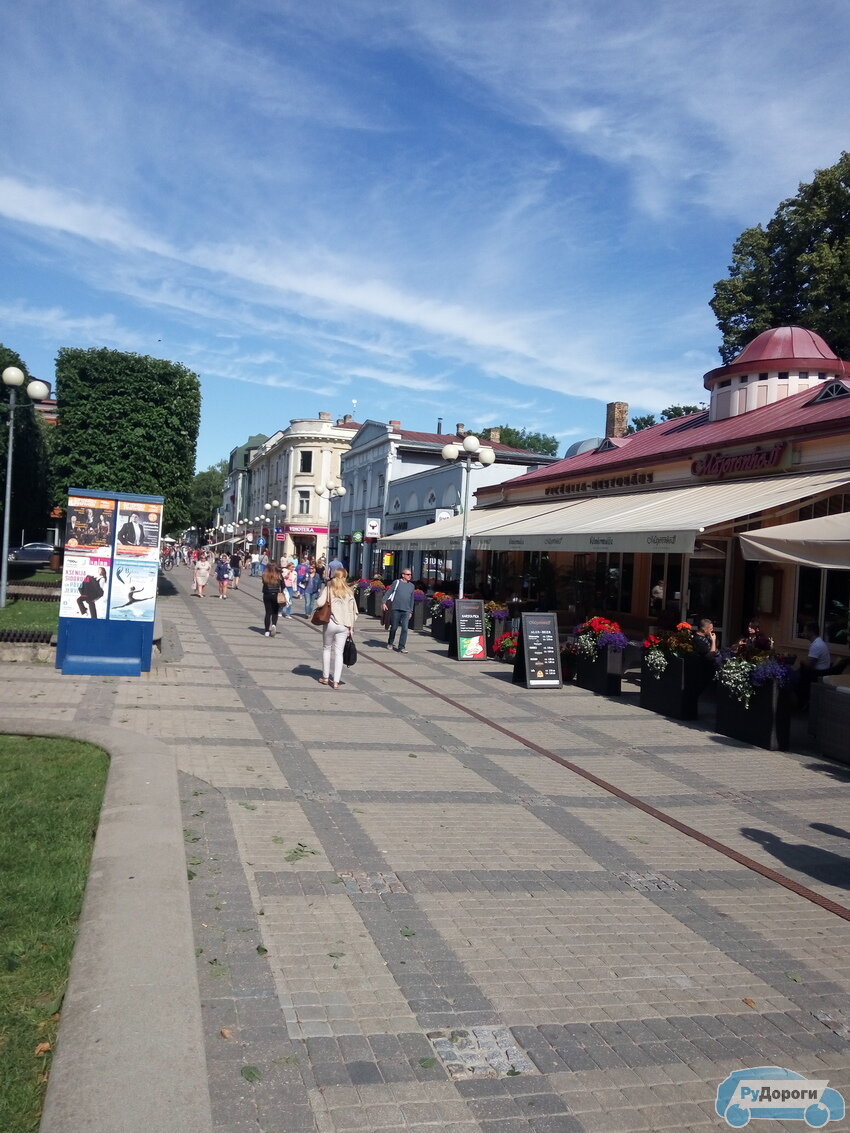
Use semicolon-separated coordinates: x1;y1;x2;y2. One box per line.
492;608;510;621
597;631;629;652
751;658;796;688
440;597;455;609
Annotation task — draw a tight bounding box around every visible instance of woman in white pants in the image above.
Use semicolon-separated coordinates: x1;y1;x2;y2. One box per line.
316;569;358;689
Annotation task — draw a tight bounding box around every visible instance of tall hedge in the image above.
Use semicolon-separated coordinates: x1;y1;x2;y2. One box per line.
53;348;200;533
0;343;53;542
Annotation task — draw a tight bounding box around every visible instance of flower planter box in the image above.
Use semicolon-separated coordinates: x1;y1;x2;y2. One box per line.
640;654;705;720
575;648;622;696
368;591;385;617
715;680;792;751
431;609;449;642
411;602;427;632
356;588;370;612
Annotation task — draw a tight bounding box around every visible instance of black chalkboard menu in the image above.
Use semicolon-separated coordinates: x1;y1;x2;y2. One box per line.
448;599;488;661
512;612;562;688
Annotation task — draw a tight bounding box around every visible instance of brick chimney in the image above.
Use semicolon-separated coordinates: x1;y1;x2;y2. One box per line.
455;423;465;436
605;402;629;438
389;420;401;431
318;411;331;422
488;428;501;444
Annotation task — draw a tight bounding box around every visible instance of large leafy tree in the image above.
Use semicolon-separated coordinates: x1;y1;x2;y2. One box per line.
711;152;850;363
52;348;200;533
0;343;53;542
489;425;559;455
189;461;228;530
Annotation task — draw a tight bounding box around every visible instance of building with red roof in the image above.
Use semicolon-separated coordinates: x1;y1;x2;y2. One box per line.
383;327;850;661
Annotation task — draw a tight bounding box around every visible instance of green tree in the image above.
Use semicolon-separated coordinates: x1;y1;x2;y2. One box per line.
625;405;703;434
189;461;228;530
52;348;200;533
0;344;53;543
711;151;850;362
489;425;559;455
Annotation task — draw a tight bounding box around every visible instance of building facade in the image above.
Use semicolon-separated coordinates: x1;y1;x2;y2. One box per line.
247;413;358;562
383;327;850;661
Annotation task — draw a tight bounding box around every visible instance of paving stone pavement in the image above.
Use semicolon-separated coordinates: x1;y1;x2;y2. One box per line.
5;568;850;1132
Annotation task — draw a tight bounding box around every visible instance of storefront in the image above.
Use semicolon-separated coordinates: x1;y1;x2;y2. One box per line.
382;327;850;658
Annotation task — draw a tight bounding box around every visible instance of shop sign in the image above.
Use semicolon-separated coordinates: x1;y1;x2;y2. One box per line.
691;441;790;479
544;472;655;497
512;613;562;689
435;508;454;521
351;531;364;543
392;520;409;532
448;599;487;661
286;524;328;535
365;517;381;538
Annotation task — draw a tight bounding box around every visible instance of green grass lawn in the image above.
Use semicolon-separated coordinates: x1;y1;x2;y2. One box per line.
0;736;108;1133
0;599;59;634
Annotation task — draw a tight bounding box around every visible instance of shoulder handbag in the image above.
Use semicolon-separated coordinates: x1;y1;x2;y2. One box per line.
311;599;331;625
276;589;288;606
342;635;358;667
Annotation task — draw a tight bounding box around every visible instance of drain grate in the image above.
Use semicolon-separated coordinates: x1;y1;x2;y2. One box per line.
426;1026;538;1079
619;870;684;893
336;870;407;894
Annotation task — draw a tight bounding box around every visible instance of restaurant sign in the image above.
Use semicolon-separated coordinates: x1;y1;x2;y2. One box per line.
544;471;655;497
691;441;790;479
286;524;328;535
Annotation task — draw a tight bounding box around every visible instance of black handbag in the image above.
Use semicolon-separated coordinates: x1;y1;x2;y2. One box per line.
342;635;358;667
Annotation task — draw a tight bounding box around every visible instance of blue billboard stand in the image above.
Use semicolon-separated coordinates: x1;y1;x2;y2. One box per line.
56;489;164;677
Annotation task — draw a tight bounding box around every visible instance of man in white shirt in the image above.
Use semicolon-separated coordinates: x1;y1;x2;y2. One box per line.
800;621;832;708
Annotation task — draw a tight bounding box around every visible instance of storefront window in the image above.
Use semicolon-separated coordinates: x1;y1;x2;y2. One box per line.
594;553;634;614
648;553;682;617
796;567;850;646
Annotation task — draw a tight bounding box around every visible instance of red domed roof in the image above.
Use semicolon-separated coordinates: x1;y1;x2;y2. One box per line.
704;325;848;386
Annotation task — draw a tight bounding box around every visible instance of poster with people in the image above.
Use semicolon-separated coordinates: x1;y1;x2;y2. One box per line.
107;560;159;621
65;497;116;554
60;555;111;620
114;503;162;559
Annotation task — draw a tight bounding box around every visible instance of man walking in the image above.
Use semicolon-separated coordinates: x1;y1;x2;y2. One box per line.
383;568;415;653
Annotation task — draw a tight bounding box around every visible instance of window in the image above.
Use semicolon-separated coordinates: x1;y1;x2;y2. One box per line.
299;450;313;474
799;493;850;521
593;552;634;615
298;490;310;515
796;567;850;646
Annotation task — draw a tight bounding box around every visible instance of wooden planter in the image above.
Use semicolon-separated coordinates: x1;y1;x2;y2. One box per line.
715;680;792;751
575;648;622;696
639;653;706;720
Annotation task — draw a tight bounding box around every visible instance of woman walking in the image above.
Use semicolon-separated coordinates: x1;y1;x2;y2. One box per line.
303;563;321;617
281;561;296;618
261;560;284;637
193;551;211;597
215;553;231;599
315;568;357;689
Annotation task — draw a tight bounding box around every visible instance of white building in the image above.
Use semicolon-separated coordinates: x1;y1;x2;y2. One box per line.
247;413;358;562
332;421;557;581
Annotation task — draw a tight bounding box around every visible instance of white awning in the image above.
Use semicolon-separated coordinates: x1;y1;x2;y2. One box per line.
739;512;850;569
381;470;850;554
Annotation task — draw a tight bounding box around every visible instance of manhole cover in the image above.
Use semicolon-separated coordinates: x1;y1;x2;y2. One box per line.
426;1026;538;1079
619;871;684;893
337;871;407;894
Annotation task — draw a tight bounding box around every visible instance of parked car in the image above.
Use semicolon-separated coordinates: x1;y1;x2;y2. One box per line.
7;542;55;566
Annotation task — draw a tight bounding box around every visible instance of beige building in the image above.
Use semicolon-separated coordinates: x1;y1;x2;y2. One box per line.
247;412;358;562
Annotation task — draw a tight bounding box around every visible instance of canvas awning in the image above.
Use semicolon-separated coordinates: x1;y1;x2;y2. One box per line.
380;470;850;555
739;512;850;569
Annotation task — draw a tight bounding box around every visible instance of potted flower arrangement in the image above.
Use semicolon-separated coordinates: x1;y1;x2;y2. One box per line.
355;577;372;611
484;601;510;657
493;631;518;662
559;640;578;683
640;622;705;720
430;592;454;642
574;616;629;695
714;643;796;750
368;578;386;616
411;588;428;631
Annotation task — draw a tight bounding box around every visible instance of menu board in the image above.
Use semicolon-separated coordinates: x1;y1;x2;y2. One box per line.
449;599;487;660
512;612;562;688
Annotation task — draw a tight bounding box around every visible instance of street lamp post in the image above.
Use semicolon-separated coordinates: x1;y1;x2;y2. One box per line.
441;433;495;600
1;367;50;609
315;480;347;565
264;499;281;558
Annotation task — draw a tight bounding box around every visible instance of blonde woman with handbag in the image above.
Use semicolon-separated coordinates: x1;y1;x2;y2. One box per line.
316;568;357;689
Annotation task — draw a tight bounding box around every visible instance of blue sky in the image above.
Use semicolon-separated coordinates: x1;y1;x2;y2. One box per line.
3;0;850;470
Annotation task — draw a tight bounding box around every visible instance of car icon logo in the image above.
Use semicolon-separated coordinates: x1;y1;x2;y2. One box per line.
716;1066;845;1127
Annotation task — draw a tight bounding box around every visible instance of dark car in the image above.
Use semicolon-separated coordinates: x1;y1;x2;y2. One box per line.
7;542;56;566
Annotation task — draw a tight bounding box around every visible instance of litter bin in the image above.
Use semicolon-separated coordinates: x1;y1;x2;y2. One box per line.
49;548;62;571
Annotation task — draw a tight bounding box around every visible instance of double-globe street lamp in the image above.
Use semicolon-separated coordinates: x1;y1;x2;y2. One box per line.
315;479;346;566
263;499;286;559
440;433;495;600
1;366;51;609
